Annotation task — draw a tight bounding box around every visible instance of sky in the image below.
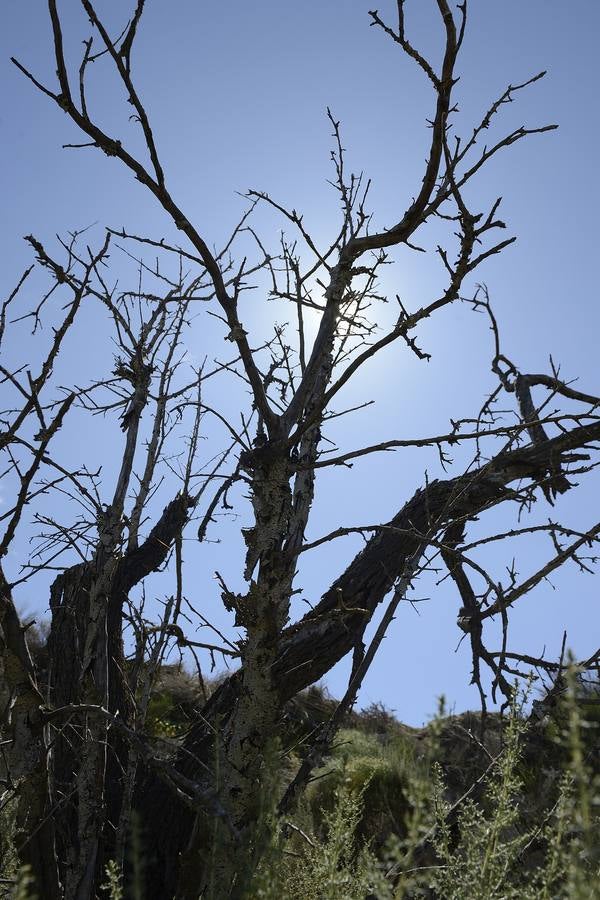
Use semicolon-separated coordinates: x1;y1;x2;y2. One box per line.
1;1;599;725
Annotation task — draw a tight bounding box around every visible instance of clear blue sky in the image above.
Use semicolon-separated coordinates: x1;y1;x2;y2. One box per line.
2;2;599;724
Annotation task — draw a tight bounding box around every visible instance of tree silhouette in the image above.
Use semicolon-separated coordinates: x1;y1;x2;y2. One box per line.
2;2;599;897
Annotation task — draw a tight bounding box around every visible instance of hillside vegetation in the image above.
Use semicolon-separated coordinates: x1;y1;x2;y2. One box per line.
3;668;599;899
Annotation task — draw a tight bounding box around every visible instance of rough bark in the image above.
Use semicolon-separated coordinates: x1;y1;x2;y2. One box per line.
0;567;60;899
42;494;193;896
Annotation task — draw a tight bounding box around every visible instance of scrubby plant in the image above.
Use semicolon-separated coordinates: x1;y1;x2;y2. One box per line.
250;679;600;900
0;867;36;900
306;728;413;850
100;862;124;900
2;676;599;898
251;785;396;900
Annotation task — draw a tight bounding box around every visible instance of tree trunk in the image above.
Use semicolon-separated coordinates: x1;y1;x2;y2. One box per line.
28;495;193;898
47;556;134;898
0;568;60;899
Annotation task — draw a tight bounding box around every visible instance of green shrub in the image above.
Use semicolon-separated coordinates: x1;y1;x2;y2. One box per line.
3;673;599;898
256;679;599;900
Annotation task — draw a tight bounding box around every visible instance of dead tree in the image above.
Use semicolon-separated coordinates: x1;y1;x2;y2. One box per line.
2;2;599;898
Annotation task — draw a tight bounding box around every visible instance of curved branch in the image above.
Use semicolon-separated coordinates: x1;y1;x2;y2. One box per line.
118;493;196;593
